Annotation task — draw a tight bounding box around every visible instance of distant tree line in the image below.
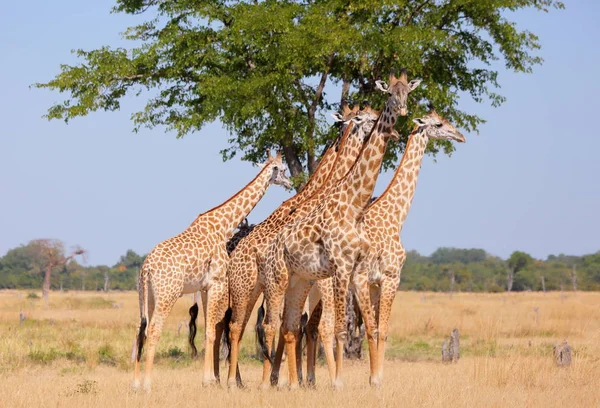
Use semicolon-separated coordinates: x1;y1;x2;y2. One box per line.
1;240;599;292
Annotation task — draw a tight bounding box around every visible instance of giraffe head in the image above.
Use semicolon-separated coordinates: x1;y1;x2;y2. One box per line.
331;102;360;135
412;109;466;143
352;104;398;140
264;150;293;189
375;69;422;116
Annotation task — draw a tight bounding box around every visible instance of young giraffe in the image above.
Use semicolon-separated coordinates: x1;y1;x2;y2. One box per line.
225;104;374;388
132;151;291;392
258;70;421;390
304;108;466;387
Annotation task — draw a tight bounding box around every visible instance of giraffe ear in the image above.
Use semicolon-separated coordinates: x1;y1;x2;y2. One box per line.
413;118;426;126
331;112;344;122
275;150;282;160
265;148;272;159
408;78;422;92
375;80;390;94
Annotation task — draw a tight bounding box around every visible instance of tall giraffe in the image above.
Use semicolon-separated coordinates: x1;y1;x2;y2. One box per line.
258;70;421;390
266;106;381;387
354;109;465;386
225;105;375;388
304;109;466;387
132;151;291;392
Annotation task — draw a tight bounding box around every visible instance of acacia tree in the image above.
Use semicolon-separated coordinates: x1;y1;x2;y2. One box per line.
35;0;563;188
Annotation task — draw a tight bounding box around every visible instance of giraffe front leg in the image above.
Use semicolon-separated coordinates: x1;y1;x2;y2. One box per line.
332;262;354;390
352;264;380;386
270;329;285;386
374;275;399;386
316;278;337;388
203;277;228;387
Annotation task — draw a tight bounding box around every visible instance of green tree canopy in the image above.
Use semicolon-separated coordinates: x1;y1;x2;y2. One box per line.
35;0;563;187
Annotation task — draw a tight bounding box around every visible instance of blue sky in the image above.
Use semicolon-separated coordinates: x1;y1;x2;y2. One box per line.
1;1;598;266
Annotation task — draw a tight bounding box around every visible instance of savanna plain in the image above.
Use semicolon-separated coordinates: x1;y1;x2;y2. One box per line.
0;290;598;408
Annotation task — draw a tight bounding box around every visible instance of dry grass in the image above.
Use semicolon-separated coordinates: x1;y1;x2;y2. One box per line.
1;290;599;407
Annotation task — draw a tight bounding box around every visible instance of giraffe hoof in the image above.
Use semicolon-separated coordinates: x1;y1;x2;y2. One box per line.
288;382;299;391
143;381;152;394
332;380;344;391
369;376;382;388
259;382;271;391
131;380;141;392
202;377;220;388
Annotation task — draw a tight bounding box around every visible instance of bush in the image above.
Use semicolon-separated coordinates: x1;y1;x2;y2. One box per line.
27;292;39;299
97;344;116;366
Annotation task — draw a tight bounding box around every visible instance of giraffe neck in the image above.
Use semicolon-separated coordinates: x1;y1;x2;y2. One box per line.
310;121;365;202
298;137;339;197
191;163;274;237
335;103;398;217
229;123;357;249
370;129;428;231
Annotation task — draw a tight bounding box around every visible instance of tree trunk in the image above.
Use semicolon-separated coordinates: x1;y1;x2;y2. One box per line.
541;275;546;293
571;265;577;293
104;270;110;292
507;267;514;292
281;139;305;191
42;264;52;306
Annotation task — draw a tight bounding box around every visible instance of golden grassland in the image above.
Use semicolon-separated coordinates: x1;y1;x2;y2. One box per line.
0;290;599;407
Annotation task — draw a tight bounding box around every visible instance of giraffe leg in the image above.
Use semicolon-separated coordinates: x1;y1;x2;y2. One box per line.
270;329;285;386
260;282;285;389
142;290;179;393
133;280;155;390
331;254;355;390
281;279;312;390
227;282;262;388
316;278;337;388
203;272;229;386
352;266;380;386
305;284;322;387
374;276;399;386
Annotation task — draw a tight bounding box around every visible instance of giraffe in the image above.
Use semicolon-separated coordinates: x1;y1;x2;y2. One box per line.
132;151;291;392
303;108;466;387
257;70;421;390
353;108;465;386
225;104;375;388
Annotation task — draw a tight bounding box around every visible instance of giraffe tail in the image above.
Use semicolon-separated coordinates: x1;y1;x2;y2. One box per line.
135;266;149;362
255;297;273;365
222;307;233;361
188;302;199;359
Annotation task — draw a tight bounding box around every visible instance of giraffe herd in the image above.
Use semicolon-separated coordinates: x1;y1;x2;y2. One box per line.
132;69;466;392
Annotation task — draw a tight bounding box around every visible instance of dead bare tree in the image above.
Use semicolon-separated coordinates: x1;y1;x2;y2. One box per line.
570;265;577;293
29;239;86;305
541;275;546;294
507;267;514;292
446;267;455;299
